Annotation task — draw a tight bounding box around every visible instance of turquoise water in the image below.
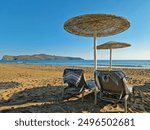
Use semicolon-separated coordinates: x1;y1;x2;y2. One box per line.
0;60;150;69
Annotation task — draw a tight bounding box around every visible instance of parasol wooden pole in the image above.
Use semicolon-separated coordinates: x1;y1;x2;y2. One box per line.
110;48;112;70
94;29;97;71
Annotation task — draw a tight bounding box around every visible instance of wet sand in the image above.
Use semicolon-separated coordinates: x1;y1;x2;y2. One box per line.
0;63;150;113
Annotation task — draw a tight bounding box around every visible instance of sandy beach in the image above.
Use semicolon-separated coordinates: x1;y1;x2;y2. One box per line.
0;63;150;113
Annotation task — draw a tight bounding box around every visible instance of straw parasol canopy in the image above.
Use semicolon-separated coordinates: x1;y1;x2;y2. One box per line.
64;14;130;37
97;41;131;69
97;41;131;49
64;14;130;70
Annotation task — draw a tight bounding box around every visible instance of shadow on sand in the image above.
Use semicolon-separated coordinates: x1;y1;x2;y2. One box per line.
0;85;110;113
0;82;150;113
131;82;150;112
0;82;20;90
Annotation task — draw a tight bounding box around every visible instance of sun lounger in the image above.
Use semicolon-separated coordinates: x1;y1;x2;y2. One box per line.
62;68;97;103
94;70;133;112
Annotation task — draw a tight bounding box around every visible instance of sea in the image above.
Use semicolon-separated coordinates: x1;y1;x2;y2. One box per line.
0;60;150;69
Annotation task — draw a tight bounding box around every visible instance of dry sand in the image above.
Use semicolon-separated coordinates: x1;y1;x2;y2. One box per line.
0;63;150;113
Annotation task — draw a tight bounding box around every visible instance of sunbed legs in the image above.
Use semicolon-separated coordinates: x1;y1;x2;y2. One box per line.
81;91;84;102
94;89;98;105
124;95;129;113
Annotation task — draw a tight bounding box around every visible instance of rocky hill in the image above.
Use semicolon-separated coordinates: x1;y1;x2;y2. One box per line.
2;54;84;60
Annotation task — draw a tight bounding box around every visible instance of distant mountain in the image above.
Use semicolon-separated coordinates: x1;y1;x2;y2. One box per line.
2;54;84;60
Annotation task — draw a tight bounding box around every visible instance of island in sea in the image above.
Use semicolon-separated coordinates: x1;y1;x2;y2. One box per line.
2;54;84;60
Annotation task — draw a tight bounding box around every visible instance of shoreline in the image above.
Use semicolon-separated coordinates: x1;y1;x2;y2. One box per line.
0;63;150;113
0;62;150;70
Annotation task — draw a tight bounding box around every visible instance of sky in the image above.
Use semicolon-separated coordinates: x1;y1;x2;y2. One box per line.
0;0;150;60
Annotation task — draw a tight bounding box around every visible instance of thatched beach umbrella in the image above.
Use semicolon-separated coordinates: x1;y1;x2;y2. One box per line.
64;14;130;71
97;41;131;70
